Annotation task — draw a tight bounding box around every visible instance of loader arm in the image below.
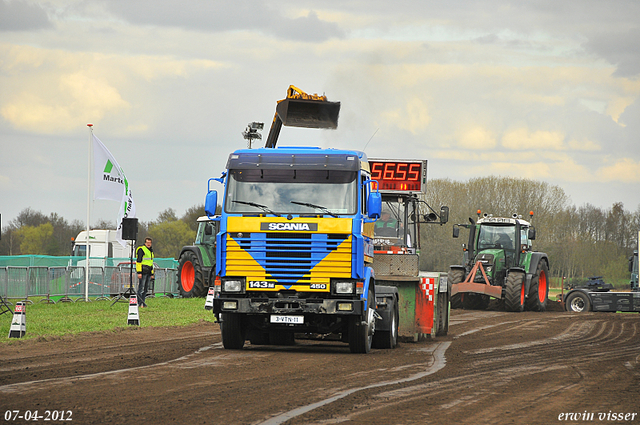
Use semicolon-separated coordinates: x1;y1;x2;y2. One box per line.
264;110;284;149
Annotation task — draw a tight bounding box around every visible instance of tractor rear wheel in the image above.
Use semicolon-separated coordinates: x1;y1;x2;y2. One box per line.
526;261;549;312
504;271;525;312
177;250;207;298
448;268;464;309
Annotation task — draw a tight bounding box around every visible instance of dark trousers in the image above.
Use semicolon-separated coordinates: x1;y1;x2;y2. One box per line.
137;273;152;306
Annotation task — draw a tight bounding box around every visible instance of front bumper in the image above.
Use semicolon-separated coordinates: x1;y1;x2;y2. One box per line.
213;297;364;316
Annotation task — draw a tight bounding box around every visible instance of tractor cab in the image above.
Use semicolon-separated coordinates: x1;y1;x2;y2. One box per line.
454;213;535;286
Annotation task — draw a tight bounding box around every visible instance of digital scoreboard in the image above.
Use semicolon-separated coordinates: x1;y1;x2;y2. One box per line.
369;159;427;193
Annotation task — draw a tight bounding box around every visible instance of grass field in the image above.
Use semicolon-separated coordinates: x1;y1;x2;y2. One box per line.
1;296;216;343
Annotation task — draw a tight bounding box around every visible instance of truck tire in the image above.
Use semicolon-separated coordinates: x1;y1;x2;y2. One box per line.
436;290;450;336
349;288;375;353
177;250;207;298
526;260;549;312
372;297;398;349
504;271;525;312
566;291;591;313
448;268;464;309
220;313;245;349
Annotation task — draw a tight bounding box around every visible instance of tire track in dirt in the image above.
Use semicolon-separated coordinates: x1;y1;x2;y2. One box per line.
0;343;223;394
0;326;217;386
258;342;451;425
277;314;640;425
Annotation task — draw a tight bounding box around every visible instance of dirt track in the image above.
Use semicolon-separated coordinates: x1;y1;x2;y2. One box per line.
1;308;639;425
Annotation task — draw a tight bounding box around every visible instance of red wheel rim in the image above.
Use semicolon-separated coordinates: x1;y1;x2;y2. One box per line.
520;281;525;305
538;270;548;303
181;261;194;291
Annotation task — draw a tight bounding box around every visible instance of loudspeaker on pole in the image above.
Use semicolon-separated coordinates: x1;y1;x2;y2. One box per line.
121;217;138;241
127;295;140;326
8;301;27;338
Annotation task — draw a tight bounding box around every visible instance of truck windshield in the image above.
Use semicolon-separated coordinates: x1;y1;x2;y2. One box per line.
225;169;358;215
72;244;88;257
374;203;404;239
477;225;516;251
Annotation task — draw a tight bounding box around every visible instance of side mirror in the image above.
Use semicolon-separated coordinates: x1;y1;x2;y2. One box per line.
528;226;536;240
453;225;460;238
204;223;213;236
367;191;382;219
205;190;218;218
440;206;449;224
424;212;438;222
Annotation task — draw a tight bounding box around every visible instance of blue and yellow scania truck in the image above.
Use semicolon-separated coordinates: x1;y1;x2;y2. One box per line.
204;146;384;353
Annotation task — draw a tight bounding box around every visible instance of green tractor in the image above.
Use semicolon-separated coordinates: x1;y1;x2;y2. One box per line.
177;216;219;298
448;211;549;312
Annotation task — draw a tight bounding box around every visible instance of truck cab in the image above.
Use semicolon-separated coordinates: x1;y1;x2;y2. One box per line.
206;146;383;353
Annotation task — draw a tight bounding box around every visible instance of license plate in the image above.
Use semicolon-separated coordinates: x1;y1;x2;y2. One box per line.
270;315;304;324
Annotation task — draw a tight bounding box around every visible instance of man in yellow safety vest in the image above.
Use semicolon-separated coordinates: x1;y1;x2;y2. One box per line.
136;237;154;307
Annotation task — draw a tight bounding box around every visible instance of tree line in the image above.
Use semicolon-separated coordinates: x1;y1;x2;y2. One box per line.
0;205;207;259
2;176;639;283
420;176;639;284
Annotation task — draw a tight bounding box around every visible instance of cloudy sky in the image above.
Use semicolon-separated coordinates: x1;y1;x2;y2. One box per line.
1;0;639;228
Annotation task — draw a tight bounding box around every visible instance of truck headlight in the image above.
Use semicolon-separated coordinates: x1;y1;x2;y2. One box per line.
337;302;353;311
334;281;354;294
222;279;243;293
222;301;238;310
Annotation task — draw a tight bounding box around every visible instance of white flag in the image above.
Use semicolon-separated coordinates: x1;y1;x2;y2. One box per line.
93;134;136;245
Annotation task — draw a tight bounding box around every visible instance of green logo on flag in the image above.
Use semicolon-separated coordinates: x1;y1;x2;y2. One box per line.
104;160;114;173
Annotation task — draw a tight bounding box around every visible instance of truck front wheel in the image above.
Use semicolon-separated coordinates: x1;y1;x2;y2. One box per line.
220;313;245;349
177;250;206;298
349;288;375;353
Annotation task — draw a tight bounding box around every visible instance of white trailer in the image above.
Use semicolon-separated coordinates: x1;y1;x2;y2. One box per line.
72;230;132;260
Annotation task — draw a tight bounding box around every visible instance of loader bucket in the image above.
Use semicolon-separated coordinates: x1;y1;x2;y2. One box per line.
276;98;341;129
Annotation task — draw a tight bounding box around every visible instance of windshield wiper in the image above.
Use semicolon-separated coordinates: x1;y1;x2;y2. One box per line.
232;200;281;217
290;201;338;218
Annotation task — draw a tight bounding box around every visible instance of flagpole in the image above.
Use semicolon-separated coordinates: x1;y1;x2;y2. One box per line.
86;123;93;302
